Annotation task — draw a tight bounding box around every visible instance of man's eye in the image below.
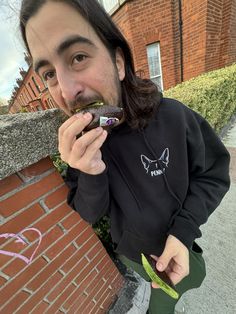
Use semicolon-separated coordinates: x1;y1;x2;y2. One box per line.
73;54;87;64
43;71;55;81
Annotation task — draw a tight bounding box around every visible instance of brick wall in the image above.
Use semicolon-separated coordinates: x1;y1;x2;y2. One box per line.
112;0;235;90
0;157;124;313
113;0;180;89
181;0;208;80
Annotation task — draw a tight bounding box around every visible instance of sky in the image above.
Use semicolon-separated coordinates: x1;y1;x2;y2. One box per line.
0;0;28;103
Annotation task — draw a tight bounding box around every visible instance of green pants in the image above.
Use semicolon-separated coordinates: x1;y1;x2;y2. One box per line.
118;242;206;314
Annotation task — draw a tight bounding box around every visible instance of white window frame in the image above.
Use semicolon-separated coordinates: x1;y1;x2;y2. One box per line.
146;42;164;91
99;0;126;14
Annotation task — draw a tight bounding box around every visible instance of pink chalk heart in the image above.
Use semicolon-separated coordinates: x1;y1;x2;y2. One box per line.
0;228;42;265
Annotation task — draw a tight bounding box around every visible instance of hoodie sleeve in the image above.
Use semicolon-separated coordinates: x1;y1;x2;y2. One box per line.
168;114;230;248
64;166;110;224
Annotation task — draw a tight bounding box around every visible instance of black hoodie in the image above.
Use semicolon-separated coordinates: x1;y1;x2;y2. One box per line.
64;98;230;263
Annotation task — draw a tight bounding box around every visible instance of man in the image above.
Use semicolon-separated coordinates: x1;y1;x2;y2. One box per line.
20;1;230;313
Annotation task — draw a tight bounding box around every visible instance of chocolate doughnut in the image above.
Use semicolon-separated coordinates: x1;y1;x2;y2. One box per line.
80;103;124;132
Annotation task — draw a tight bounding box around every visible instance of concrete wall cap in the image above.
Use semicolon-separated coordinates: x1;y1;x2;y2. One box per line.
0;109;66;180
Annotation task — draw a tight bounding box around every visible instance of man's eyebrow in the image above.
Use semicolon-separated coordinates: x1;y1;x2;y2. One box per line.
34;60;50;74
33;35;96;74
57;35;96;55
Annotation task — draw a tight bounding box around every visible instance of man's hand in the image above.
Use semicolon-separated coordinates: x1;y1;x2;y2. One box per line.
58;112;108;175
151;235;189;288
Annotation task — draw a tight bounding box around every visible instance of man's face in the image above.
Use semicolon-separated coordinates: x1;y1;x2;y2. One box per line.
25;1;125;116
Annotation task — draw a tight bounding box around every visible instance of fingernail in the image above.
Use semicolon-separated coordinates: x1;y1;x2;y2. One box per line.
83;112;91;120
157;262;163;271
75;113;82;118
96;127;103;132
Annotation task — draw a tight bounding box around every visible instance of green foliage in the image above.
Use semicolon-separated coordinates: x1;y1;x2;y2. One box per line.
164;63;236;133
50;152;68;177
20;107;28;113
92;216;114;254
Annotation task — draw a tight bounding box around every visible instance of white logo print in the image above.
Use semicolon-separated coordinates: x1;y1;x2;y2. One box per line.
141;148;169;177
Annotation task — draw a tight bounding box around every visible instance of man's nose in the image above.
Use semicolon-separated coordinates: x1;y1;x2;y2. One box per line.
57;69;84;104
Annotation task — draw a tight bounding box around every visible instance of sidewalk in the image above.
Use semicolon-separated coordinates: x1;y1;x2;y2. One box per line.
181;121;236;313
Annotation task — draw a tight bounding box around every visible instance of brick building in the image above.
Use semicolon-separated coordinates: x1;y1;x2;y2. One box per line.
102;0;236;90
9;0;236;112
9;54;58;114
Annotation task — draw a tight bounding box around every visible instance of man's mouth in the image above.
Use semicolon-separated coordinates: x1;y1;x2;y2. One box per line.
71;101;104;115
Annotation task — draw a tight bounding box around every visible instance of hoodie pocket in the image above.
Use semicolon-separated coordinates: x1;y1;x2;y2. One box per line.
114;230;166;263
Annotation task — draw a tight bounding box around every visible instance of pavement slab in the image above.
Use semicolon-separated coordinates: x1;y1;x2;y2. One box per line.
181;123;236;314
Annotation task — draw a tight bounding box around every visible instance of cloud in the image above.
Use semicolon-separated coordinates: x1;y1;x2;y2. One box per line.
0;0;28;101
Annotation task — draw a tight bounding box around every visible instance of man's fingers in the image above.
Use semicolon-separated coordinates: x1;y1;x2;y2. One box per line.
71;127;105;159
151;282;160;289
83;129;108;158
58;114;80;137
156;249;173;272
59;113;93;160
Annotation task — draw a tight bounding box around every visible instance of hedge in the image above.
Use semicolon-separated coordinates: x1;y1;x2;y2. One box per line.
164;63;236;133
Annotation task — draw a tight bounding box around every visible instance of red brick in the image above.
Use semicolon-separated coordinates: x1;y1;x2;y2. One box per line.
44;184;69;209
0;257;47;305
45;284;75;313
26;245;76;291
67;293;87;314
84;300;96;313
99;290;117;313
75;227;98;247
33;202;72;234
0;171;63;217
1;290;30;313
47;257;88;302
96;255;111;271
85;260;113;297
61;245;88;274
61;267;98;311
3;226;63;277
30;301;50;314
63;251;106;311
61;211;82;230
19;158;54;179
0;203;45;236
77;277;107;313
45;221;88;260
16;272;63;314
73;243;103;285
0;174;22;197
87;241;105;260
0;275;7;287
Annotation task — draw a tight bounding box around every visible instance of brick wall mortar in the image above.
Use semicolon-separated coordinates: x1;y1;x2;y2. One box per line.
0;182;66;226
1;111;123;313
0;219;78;288
44;247;105;312
0;168;56;202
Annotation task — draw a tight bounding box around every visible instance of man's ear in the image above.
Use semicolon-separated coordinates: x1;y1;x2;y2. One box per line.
115;48;125;81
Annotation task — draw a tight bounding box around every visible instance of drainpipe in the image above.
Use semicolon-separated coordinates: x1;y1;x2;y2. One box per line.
178;0;184;82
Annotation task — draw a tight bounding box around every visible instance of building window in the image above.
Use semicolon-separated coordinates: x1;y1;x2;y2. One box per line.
146;42;163;91
28;82;37;97
48;98;55;108
99;0;126;13
32;76;41;93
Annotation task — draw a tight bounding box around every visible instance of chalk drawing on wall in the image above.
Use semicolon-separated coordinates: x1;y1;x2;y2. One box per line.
0;228;42;265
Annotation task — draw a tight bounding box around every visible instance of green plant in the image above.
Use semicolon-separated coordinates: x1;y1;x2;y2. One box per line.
92;216;114;254
50;152;68;177
164;63;236;133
